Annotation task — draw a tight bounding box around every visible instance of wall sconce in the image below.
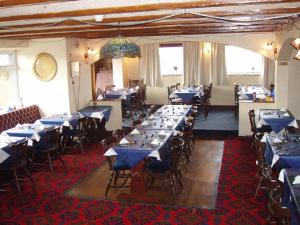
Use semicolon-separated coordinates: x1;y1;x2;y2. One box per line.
84;47;96;64
204;42;211;54
290;37;300;50
294;50;300;60
264;41;277;60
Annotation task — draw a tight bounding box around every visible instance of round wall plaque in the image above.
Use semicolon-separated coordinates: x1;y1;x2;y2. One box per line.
33;53;57;81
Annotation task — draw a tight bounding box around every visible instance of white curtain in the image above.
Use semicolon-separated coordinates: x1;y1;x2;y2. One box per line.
138;43;162;86
183;42;202;85
211;43;227;85
263;57;275;89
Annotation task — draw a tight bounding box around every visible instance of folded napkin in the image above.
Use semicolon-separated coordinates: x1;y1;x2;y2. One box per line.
141;121;149;126
104;148;118;156
31;132;41;142
0;149;10;163
63;121;70;127
280;108;287;112
131;128;140;135
15;123;22;129
273;137;282;143
293;175;300;184
97;95;103;100
120;138;129;145
151;138;160;146
135;86;139;90
130;88;134;92
165;121;173;127
28;139;33;146
283;112;290;117
149;115;155;119
38;125;45;131
158;130;166;136
34;120;42;125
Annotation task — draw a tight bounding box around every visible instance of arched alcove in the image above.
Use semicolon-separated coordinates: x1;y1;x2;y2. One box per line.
277;37;294;62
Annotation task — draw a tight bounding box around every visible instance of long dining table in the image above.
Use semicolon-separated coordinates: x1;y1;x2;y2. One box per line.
104;104;191;198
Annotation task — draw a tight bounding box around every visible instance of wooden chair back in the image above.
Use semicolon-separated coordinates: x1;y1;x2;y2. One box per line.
248;109;257;133
268;185;291;224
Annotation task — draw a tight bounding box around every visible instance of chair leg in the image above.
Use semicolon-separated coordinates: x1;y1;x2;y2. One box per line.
255;176;263;198
56;151;68;172
174;171;183;189
13;169;21;193
24;167;35;186
47;152;54;172
105;171;115;196
169;174;176;200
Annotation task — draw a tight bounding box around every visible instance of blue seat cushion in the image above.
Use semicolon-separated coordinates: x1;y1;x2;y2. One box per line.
146;159;171;173
113;160;130;170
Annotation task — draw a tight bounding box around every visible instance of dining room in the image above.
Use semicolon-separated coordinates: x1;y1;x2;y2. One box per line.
0;1;300;224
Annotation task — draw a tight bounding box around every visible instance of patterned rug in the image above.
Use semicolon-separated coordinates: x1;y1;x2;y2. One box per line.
0;139;268;224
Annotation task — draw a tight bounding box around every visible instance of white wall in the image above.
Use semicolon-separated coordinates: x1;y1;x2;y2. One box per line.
275;22;300;119
17;38;70;116
66;38;92;113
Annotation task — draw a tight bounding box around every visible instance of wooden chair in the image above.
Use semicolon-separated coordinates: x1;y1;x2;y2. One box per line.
145;143;183;200
33;127;67;172
129;79;141;88
234;84;239;119
0;139;35;192
62;117;88;153
267;185;291;225
254;134;267;197
102;136;131;195
193;87;210;119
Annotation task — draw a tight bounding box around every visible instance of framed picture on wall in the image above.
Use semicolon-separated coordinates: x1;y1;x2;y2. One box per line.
71;61;80;77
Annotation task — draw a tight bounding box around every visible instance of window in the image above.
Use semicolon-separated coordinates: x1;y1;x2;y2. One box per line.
225;46;263;75
159;45;183;76
0;51;19;112
0;53;16;67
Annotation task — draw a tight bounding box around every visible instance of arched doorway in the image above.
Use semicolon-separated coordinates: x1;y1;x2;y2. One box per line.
91;58;113;100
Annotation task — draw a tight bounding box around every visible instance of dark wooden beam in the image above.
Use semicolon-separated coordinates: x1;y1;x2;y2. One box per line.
0;0;77;7
0;24;279;39
0;20;283;37
1;6;298;31
0;0;298;22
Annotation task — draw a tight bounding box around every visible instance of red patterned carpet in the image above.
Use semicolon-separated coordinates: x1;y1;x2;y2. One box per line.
0;139;268;225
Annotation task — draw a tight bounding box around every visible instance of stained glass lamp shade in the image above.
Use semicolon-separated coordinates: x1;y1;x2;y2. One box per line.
100;36;141;59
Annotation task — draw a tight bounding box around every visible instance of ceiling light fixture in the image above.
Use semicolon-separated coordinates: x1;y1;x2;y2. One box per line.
290;37;300;50
264;41;277;60
100;24;141;59
100;36;141;59
95;15;104;22
294;50;300;60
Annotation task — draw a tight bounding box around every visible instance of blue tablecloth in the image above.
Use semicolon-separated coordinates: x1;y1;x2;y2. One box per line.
105;90;132;102
265;135;300;170
39;115;79;128
283;169;300;225
79;106;112;121
113;129;172;168
260;110;296;133
173;90;199;103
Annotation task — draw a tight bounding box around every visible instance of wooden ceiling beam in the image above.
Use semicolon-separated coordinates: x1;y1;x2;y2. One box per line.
0;24;279;39
1;6;298;30
0;0;77;7
0;20;283;36
0;0;299;23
